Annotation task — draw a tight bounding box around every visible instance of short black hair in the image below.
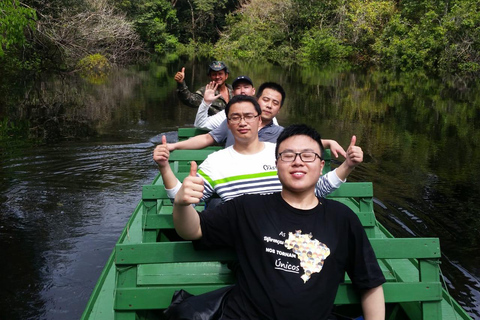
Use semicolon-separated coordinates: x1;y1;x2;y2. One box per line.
256;82;286;106
225;95;262;117
275;124;324;157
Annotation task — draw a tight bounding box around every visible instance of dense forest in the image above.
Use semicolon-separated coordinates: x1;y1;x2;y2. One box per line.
2;0;480;77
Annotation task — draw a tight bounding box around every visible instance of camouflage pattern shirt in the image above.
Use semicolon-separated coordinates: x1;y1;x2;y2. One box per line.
176;82;233;115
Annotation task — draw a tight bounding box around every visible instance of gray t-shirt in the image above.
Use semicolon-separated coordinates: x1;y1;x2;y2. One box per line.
209;120;284;147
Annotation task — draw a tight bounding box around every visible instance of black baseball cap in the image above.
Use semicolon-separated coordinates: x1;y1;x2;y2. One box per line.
232;75;254;88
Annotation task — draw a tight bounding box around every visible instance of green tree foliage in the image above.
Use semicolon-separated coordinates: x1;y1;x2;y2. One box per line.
3;0;480;77
214;0;296;63
340;0;396;57
114;0;179;53
175;0;232;44
439;0;480;74
372;12;447;71
0;0;36;57
213;0;480;76
299;28;352;63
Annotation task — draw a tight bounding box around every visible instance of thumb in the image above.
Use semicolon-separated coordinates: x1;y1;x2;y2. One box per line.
162;135;167;145
181;67;185;75
189;161;198;177
349;135;357;148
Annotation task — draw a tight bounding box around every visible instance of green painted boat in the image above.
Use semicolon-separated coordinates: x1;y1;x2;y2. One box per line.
81;128;473;320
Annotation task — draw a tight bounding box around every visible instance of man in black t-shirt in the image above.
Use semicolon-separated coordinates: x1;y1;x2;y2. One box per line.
172;124;386;320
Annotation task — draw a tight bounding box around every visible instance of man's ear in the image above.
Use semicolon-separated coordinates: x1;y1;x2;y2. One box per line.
319;159;325;173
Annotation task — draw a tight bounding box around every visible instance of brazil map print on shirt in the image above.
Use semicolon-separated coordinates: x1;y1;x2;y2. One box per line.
264;229;330;283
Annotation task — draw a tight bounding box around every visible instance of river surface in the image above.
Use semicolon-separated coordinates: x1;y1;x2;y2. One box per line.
1;60;479;319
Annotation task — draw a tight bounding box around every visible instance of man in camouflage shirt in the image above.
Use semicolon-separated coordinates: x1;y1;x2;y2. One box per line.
174;61;234;115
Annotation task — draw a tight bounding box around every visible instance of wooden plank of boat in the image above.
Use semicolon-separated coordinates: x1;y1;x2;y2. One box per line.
81;128;473;320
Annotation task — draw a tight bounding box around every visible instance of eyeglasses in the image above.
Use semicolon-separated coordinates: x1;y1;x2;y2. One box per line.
277;151;323;163
227;114;260;124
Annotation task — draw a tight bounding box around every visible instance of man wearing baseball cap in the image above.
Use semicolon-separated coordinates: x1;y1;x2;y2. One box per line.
194;75;256;130
174;61;233;115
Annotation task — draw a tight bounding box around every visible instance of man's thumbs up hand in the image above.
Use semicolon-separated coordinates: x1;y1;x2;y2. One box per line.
345;135;363;168
174;67;185;83
175;161;205;206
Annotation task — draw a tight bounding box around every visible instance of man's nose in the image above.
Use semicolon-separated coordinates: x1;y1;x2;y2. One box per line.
292;154;304;165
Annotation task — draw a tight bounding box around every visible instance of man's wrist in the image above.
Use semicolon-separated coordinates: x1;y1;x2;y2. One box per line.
203;98;213;105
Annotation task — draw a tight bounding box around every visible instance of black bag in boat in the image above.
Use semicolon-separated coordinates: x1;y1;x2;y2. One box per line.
163;285;233;320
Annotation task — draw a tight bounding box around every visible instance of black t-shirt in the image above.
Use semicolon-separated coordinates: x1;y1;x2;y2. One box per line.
195;192;385;320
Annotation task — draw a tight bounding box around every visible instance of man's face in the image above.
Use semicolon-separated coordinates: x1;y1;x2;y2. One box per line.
226;101;261;143
258;88;282;123
233;81;256;96
276;135;324;194
209;70;228;86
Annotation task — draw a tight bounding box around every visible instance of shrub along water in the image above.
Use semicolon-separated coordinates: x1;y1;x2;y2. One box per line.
2;0;480;80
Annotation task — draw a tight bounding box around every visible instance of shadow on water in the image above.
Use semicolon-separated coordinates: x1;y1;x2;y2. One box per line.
1;60;479;319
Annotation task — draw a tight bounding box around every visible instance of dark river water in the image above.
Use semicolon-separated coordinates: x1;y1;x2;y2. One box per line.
1;60;479;319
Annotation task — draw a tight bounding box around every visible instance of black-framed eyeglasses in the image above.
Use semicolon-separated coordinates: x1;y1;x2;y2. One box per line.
227;114;260;124
277;151;323;163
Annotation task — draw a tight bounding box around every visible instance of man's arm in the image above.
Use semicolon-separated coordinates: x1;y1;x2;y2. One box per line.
174;67;204;109
194;100;213;129
153;135;182;200
334;136;363;181
194;102;227;130
361;286;385;320
173;161;204;240
315;136;363;197
194;82;225;130
168;133;215;151
199;110;227;130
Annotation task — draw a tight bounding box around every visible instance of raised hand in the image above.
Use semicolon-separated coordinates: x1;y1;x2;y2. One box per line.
345;136;363;168
175;161;205;206
204;81;222;104
153;135;170;168
174;67;185;83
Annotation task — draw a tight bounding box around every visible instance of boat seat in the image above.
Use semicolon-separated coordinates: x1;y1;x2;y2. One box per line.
81;128;469;320
178;127;210;140
120;182;443;318
113;238;441;313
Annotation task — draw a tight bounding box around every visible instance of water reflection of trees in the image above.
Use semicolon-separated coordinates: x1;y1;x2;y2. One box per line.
285;68;480;183
283;67;480;264
1;63;176;142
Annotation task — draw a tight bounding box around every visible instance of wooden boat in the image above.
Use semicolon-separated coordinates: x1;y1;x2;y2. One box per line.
81;128;473;320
